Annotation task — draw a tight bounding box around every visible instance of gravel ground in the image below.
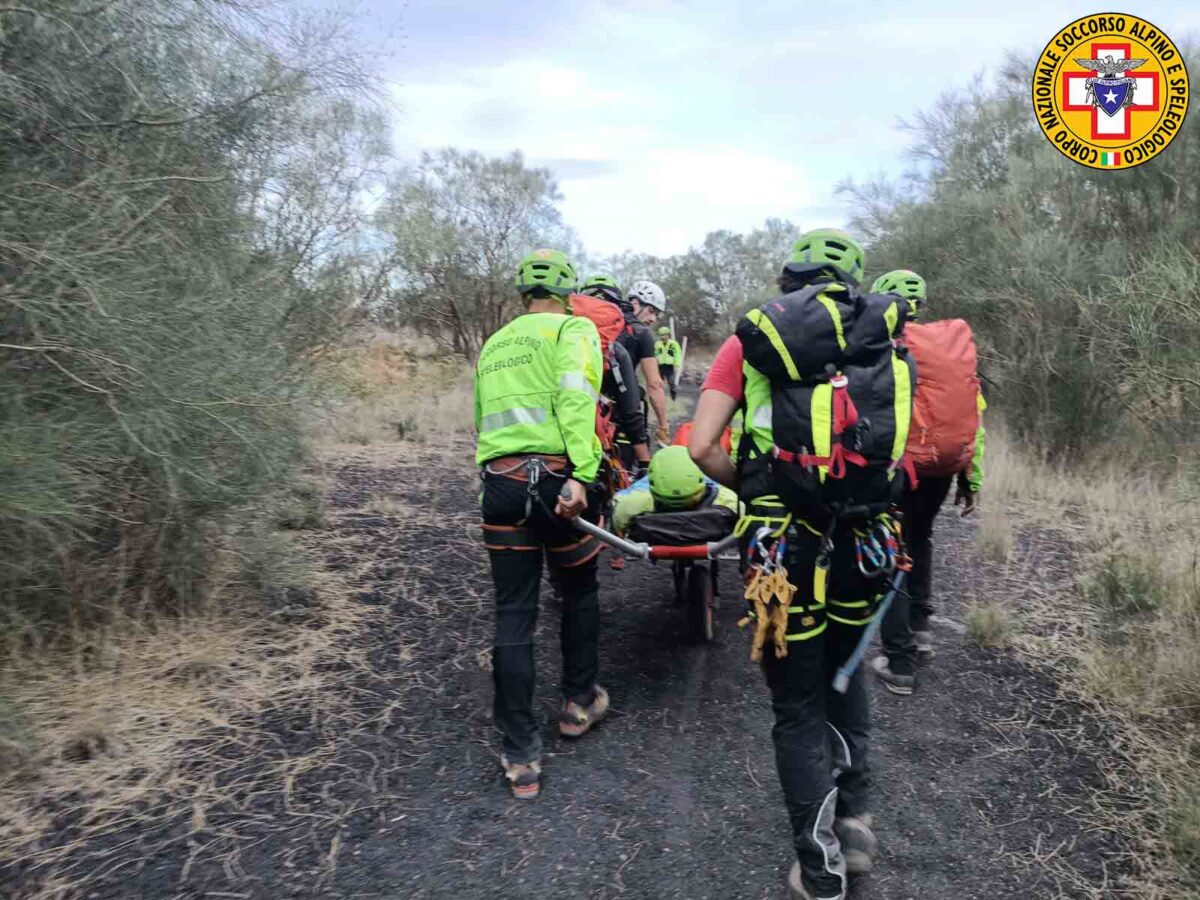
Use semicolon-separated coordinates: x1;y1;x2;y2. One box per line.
6;394;1136;899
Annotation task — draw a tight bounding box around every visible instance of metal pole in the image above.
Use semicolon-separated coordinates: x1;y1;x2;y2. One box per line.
570;516;650;559
706;532;739;558
675;336;688;389
832;570;906;693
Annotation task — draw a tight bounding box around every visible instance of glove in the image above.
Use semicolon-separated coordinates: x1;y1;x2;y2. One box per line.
954;474;977;517
655;425;670;445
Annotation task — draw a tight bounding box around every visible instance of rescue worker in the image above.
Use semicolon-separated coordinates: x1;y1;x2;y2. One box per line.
580;275;671;448
688;229;881;900
654;325;682;400
475;248;610;800
869;269;986;694
612;445;739;534
608;340;652;470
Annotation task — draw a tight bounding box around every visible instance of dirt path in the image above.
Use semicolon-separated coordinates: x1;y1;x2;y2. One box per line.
14;403;1136;899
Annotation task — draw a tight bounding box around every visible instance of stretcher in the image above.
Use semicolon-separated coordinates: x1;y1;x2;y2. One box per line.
571;510;738;643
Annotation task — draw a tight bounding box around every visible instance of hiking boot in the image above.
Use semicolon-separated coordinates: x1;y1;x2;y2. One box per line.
834;814;877;875
787;861;844;900
500;755;541;800
913;630;936;663
870;655;915;696
559;685;610;738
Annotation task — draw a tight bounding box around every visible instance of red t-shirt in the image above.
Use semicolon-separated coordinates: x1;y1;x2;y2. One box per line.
702;335;746;403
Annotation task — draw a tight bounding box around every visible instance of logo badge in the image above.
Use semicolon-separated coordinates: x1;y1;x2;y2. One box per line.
1033;14;1189;169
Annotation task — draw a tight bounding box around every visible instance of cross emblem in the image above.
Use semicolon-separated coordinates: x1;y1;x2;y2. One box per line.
1063;42;1160;140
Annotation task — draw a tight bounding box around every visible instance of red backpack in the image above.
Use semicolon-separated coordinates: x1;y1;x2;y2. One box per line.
901;319;981;477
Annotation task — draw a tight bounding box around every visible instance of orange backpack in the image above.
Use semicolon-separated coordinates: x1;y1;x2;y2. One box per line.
570;293;625;358
902;319;981;477
672;421;732;455
571;293;628;461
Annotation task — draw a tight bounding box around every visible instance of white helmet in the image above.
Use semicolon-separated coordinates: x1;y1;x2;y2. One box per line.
628;280;666;312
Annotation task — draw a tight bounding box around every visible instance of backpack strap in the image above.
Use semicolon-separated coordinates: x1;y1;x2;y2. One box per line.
772;371;867;480
608;346;627;393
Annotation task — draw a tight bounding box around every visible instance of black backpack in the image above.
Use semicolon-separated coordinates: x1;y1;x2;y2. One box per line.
735;282;915;525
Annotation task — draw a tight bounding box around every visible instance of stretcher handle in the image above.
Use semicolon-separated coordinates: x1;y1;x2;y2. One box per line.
569;515;650;559
648;545;710;560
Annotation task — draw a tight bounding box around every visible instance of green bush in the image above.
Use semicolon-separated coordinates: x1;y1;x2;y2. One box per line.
0;2;384;631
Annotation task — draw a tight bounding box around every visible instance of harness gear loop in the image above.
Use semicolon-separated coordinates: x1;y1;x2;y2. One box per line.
521;456;567;519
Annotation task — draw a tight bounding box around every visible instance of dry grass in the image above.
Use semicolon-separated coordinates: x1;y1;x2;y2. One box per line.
985;425;1200;895
318;337;475;447
964;600;1015;648
974;506;1014;563
0;547;371;891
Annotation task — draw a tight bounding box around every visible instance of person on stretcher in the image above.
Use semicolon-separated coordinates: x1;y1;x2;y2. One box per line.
612;446;740;535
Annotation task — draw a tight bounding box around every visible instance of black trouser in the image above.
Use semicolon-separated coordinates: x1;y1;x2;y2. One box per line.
752;520;883;898
660;364;676;399
613;437;639;477
481;472;601;764
880;475;953;674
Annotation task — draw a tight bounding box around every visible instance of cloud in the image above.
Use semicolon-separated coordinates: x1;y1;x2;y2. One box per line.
376;0;1200;257
557;148;830;256
530;158;622;179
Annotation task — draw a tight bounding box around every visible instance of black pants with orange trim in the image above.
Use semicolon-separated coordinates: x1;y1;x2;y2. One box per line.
481;472;601;764
755;523;883;898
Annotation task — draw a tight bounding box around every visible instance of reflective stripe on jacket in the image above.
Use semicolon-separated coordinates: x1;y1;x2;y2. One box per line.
474;312;603;482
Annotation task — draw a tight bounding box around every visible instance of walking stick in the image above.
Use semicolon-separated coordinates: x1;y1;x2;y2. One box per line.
832;569;906;694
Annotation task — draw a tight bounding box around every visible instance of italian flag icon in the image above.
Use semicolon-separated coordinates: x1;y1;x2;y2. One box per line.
1100;151;1123;167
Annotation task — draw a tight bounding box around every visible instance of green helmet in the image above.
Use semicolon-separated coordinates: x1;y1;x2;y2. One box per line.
872;269;926;320
789;228;865;285
648;446;706;509
580;274;623;304
515;249;577;298
657;326;671;337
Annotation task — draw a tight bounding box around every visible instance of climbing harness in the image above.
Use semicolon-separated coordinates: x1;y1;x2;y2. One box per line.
738;526;797;663
483;455;568;519
834;516;912;693
834;568;907;694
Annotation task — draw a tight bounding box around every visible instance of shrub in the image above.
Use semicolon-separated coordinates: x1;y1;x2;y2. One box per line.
964;601;1015;649
0;1;384;633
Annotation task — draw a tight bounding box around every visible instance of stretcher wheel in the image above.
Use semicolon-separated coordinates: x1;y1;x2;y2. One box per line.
687;562;716;643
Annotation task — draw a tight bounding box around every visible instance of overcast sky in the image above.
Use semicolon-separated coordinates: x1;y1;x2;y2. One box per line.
339;0;1198;257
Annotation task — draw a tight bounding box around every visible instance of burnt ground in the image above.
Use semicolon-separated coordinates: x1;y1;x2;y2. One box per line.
6;390;1141;899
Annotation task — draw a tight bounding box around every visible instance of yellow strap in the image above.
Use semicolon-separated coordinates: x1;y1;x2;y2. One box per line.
828;612;875;627
734;511;793;539
786;621;828;641
813;564;828;605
